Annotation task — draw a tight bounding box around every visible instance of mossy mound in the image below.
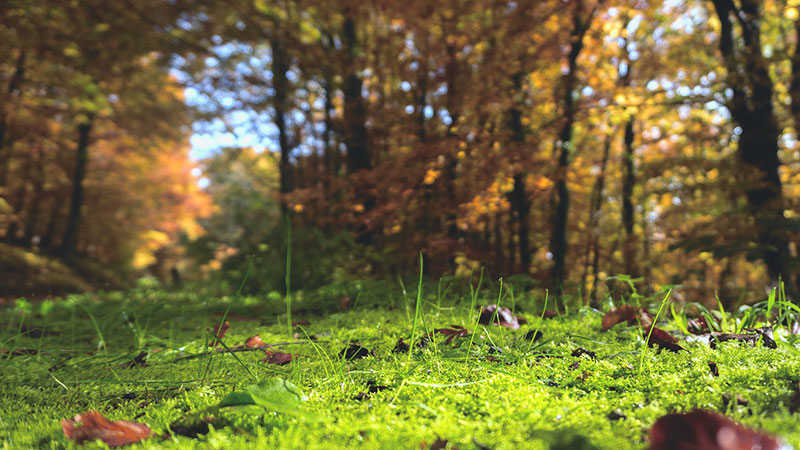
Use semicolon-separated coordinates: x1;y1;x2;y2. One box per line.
0;242;91;297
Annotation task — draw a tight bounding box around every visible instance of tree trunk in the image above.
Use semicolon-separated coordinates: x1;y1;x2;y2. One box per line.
550;1;597;287
711;0;794;293
582;131;612;303
508;73;531;272
24;144;46;244
59;115;94;256
342;14;370;172
621;117;637;276
0;50;25;189
271;37;293;201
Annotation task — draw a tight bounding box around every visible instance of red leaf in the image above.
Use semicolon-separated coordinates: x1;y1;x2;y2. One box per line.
210;321;229;347
245;335;264;348
645;326;685;352
648;410;780;450
262;350;293;365
478;304;521;329
61;411;152;447
602;304;650;330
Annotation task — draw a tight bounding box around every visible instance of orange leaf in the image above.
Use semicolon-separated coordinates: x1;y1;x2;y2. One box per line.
61;411;152;447
245;335;264;348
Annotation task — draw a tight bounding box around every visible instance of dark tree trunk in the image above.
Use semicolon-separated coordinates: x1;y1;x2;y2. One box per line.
508;73;531;272
24;144;46;244
271;37;293;201
59;115;94;256
621;117;637;276
583;131;612;304
342;14;370;173
550;2;596;287
711;0;795;293
0;50;25;188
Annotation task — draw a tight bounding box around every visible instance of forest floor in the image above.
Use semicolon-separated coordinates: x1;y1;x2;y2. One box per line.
1;279;800;449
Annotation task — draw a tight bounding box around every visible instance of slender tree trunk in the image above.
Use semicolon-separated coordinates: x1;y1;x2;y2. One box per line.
711;0;794;293
621;117;637;276
582;131;612;303
550;1;597;287
0;50;25;189
508;73;531;272
341;11;375;244
271;37;293;202
24;144;46;244
59;115;94;256
342;14;370;172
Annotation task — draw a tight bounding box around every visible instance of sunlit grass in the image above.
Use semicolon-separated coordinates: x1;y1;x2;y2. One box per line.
1;282;799;449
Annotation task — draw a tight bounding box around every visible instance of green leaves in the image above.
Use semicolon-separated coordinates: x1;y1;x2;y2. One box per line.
218;378;320;421
220;378;302;409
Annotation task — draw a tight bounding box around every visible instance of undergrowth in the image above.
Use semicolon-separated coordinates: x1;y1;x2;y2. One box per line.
1;280;800;449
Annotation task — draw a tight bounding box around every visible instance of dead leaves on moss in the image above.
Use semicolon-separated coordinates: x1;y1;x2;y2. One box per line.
61;411;152;447
478;304;525;329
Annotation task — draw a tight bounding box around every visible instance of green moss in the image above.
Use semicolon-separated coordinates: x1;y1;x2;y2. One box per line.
1;285;799;449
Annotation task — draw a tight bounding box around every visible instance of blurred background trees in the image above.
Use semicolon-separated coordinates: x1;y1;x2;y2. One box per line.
3;0;800;303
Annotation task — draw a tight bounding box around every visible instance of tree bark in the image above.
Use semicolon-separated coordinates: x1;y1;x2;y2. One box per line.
582;131;612;303
271;37;293;201
59;114;94;256
342;13;370;172
0;49;25;189
508;73;531;272
711;0;794;292
550;1;597;287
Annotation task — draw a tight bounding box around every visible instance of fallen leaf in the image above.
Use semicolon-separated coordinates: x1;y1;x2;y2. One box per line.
524;330;543;342
340;344;373;360
645;326;684;352
120;352;147;369
209;321;229;347
709;329;776;349
245;335;264;348
430;437;449;449
435;325;469;345
61;411;152;447
648;410;780;450
353;380;389;401
602;304;652;331
392;338;410;353
479;304;522;329
292;319;310;326
339;296;353;311
262;350;293;365
571;347;597;359
709;361;719;377
607;410;626;421
687;316;709;334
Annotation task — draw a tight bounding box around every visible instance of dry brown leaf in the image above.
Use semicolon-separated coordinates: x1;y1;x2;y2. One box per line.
61;411;152;447
648;410;780;450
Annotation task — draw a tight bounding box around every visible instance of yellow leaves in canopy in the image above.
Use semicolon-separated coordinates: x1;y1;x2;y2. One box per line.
530;176;553;191
131;230;170;269
352;204;365;213
706;168;718;181
293;204;305;213
458;141;467;150
787;7;799;20
423;169;441;185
